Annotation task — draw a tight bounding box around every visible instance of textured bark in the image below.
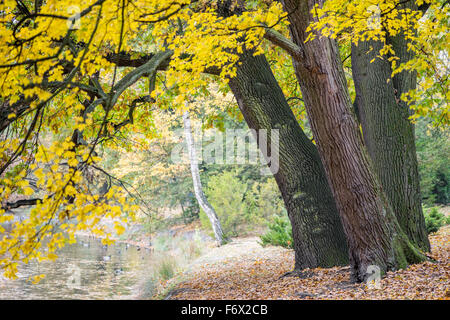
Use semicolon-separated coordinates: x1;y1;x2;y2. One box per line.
352;37;430;251
183;111;225;245
228;52;349;270
281;0;426;281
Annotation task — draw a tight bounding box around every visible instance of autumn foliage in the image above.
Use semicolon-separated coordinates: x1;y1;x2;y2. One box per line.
0;0;448;281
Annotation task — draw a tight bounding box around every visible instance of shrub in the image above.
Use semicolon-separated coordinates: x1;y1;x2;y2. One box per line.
198;208;214;235
416;119;450;206
201;170;252;237
259;215;293;249
245;179;286;226
424;206;450;234
179;230;204;262
199;170;286;238
181;200;200;224
155;255;177;281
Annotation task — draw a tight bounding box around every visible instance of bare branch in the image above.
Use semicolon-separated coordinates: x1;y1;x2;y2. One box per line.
3;198;41;210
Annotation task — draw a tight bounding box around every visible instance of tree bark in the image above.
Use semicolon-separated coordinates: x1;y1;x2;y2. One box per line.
281;0;426;281
183;111;225;245
352;37;430;251
228;52;349;270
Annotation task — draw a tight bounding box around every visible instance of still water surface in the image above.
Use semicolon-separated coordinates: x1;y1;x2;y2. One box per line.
0;235;156;300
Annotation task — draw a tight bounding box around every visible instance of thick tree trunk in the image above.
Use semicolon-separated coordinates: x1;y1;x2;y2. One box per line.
183;111;225;245
228;52;349;270
281;0;426;281
352;37;430;251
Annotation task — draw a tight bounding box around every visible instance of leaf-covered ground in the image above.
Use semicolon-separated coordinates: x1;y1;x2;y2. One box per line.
168;226;449;300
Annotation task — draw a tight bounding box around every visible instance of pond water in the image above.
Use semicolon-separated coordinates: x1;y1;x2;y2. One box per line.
0;235;156;300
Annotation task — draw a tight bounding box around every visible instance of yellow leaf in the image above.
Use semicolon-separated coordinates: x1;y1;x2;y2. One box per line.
23;187;34;196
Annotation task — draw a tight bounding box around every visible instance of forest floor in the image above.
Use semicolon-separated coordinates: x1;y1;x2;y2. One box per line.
165;225;450;300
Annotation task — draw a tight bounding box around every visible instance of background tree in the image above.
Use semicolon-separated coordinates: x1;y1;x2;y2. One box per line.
183;110;225;245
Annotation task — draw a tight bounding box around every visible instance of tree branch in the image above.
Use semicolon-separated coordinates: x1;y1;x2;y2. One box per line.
263;28;304;60
107;50;173;109
3;198;41;210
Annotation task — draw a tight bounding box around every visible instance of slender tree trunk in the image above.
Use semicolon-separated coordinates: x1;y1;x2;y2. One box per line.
183;111;225;245
352;37;430;251
281;0;426;281
228;52;349;270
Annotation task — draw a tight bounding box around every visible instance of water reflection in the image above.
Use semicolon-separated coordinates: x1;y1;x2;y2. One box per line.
0;235;155;300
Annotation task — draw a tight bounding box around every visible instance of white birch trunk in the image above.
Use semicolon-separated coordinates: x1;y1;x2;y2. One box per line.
183;111;225;245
